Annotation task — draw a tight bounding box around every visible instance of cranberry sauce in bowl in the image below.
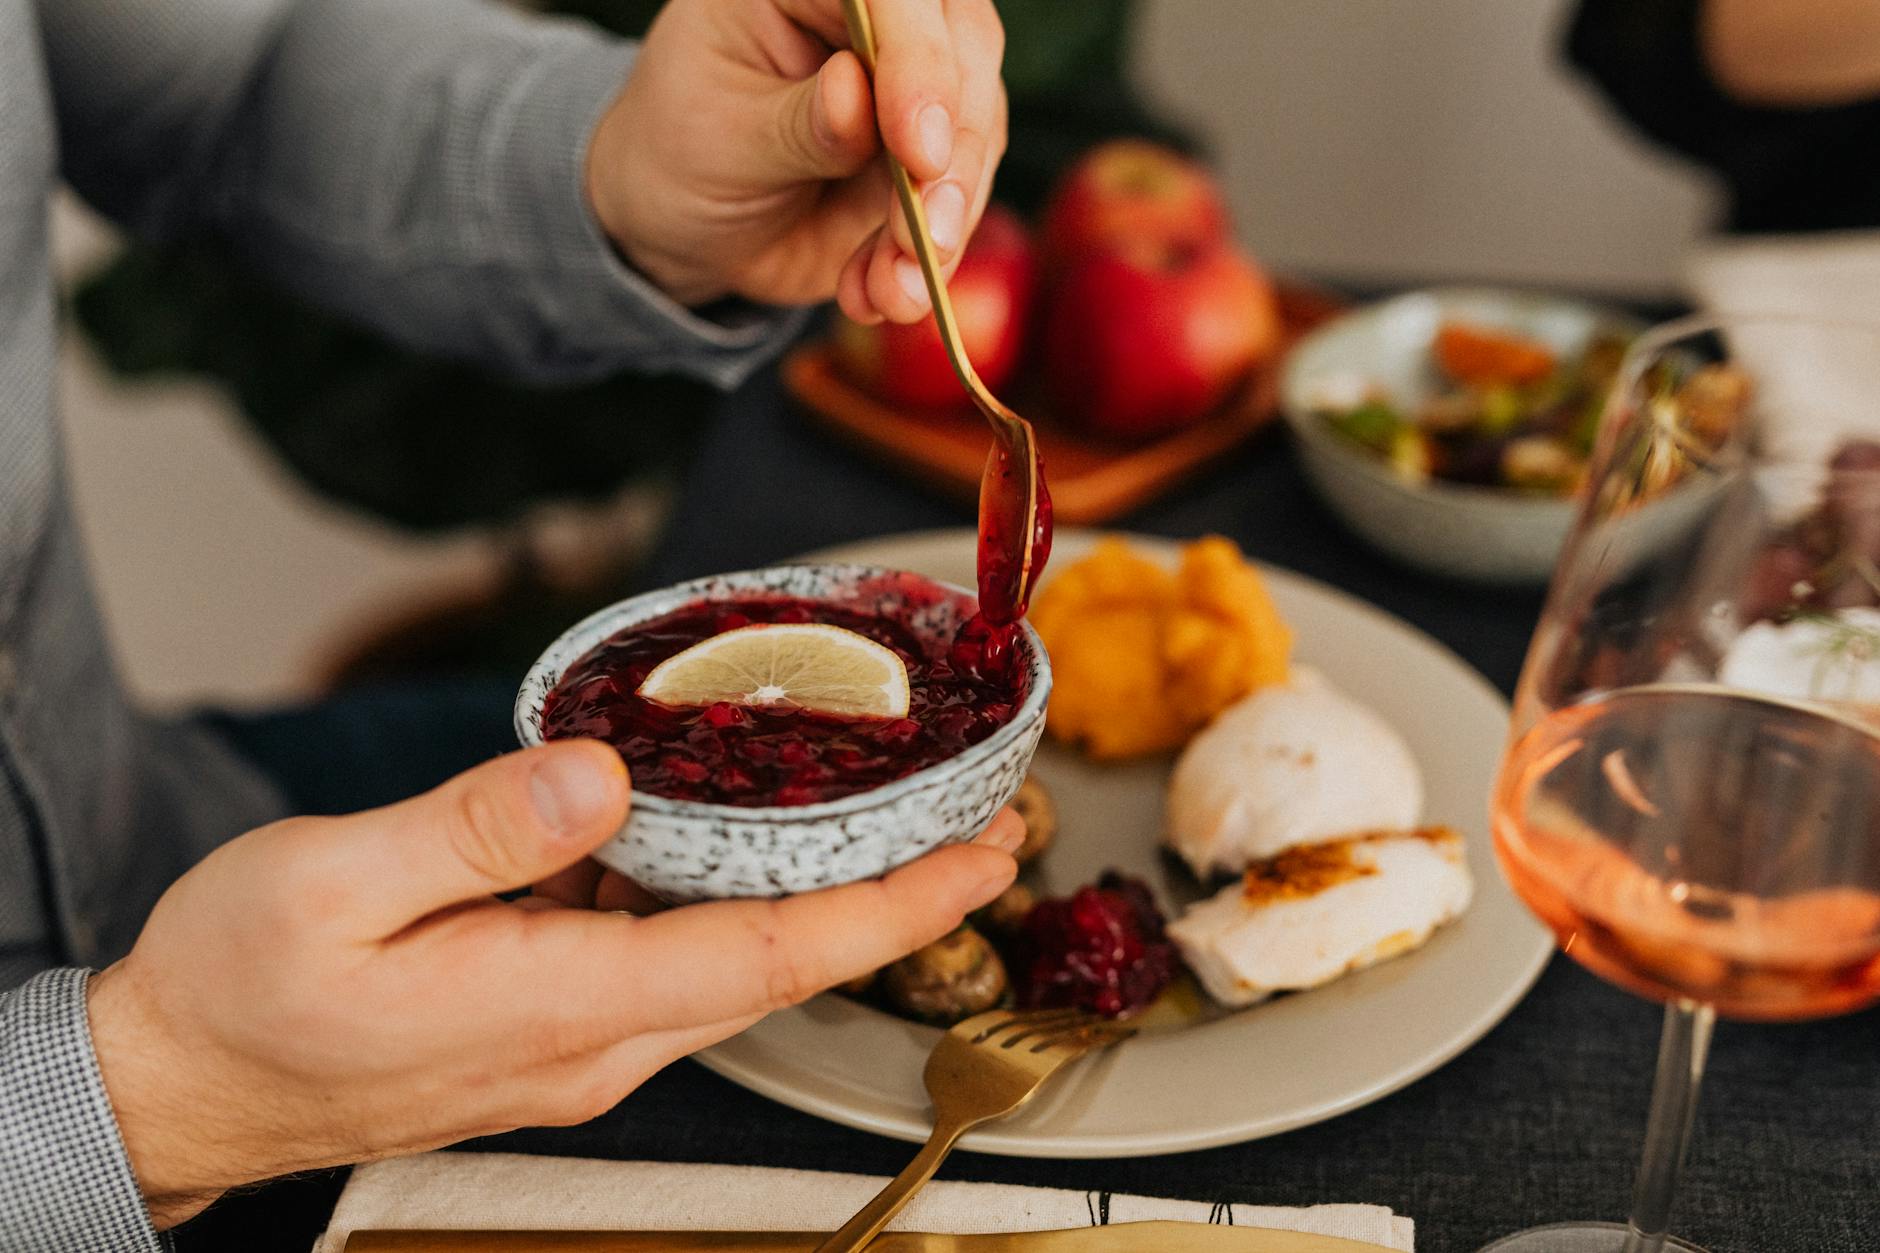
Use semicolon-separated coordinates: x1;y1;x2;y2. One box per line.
540;596;1030;808
514;564;1051;903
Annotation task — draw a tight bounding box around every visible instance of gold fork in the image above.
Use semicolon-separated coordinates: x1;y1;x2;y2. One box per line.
812;1008;1135;1253
837;0;1045;620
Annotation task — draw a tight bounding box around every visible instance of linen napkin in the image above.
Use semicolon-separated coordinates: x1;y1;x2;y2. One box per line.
1687;227;1880;326
313;1153;1413;1251
1685;229;1880;477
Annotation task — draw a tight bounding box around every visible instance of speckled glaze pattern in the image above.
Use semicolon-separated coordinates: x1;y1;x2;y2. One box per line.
516;564;1051;902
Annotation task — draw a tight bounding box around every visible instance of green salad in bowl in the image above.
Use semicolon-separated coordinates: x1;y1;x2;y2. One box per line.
1316;319;1633;498
1279;288;1650;583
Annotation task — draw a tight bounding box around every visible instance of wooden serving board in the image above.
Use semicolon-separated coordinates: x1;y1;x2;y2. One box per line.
784;282;1346;525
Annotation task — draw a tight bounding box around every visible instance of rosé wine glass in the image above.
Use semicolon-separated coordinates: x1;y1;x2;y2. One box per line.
1482;317;1880;1252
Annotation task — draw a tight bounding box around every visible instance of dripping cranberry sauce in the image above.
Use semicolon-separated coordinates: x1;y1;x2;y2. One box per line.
539;597;1031;807
976;443;1054;626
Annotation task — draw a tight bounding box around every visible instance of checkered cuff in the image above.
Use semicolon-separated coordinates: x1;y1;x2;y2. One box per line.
1;969;163;1252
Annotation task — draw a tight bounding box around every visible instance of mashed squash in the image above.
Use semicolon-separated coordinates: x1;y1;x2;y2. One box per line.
1029;536;1292;759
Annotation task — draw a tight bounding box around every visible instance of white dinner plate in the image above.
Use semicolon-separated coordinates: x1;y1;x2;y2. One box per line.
695;528;1553;1157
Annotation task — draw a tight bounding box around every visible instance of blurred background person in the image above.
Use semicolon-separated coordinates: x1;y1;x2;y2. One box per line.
1571;0;1880;349
1571;0;1880;237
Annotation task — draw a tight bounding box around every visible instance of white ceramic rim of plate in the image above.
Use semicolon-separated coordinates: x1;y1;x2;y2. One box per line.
514;562;1051;821
694;528;1556;1158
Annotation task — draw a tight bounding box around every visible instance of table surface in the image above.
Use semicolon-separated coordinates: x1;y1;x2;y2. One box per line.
504;366;1877;1253
186;357;1879;1253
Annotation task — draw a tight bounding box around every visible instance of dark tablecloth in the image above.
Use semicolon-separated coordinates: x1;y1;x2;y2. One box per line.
181;364;1878;1253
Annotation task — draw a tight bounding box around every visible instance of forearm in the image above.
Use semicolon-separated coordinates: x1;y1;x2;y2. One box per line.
1703;0;1880;105
40;0;802;386
0;970;164;1252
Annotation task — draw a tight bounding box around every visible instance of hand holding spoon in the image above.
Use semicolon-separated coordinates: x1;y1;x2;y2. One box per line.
838;0;1050;625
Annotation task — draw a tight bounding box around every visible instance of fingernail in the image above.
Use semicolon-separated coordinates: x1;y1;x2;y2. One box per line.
925;182;965;253
895;257;929;309
810;74;837;150
917;104;953;173
531;748;623;838
981;820;1025;855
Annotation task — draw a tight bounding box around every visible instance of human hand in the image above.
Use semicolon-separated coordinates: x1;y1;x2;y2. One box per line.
86;741;1018;1228
586;0;1006;324
532;805;1028;913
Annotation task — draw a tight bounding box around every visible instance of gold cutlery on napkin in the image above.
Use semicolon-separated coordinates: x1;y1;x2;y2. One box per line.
343;1221;1399;1252
814;1008;1133;1253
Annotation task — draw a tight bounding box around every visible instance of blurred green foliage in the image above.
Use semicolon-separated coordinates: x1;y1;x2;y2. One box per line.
74;0;1187;532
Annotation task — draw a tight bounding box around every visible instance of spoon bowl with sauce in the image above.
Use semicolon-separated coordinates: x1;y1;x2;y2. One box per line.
838;0;1052;636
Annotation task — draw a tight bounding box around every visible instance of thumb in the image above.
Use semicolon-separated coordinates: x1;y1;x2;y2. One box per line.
761;50;879;185
322;741;631;936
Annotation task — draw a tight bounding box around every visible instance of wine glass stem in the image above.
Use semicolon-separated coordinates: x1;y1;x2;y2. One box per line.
1622;998;1716;1253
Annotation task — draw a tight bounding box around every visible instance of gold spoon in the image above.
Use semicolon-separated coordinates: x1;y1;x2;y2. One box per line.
838;0;1045;622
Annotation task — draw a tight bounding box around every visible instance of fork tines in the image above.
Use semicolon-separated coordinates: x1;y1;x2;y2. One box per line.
959;1007;1137;1054
1030;1019;1136;1056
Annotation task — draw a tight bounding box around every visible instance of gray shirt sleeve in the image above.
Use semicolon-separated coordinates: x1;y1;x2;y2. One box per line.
35;0;808;387
0;969;163;1253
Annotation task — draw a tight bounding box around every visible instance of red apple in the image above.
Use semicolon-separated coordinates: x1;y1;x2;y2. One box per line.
832;205;1036;409
1043;240;1282;439
1040;139;1232;269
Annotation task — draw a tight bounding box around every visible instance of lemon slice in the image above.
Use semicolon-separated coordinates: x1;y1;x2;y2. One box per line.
637;623;911;718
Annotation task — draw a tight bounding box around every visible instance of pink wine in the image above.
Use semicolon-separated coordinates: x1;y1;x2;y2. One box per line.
1494;686;1880;1020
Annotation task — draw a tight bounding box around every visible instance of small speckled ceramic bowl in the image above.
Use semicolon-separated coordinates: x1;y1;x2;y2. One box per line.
515;563;1051;903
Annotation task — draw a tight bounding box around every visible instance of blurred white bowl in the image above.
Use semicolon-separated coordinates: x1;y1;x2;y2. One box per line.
1279;287;1643;585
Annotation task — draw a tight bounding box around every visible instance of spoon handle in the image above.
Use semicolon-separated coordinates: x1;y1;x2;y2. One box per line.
839;0;1044;618
837;0;990;408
